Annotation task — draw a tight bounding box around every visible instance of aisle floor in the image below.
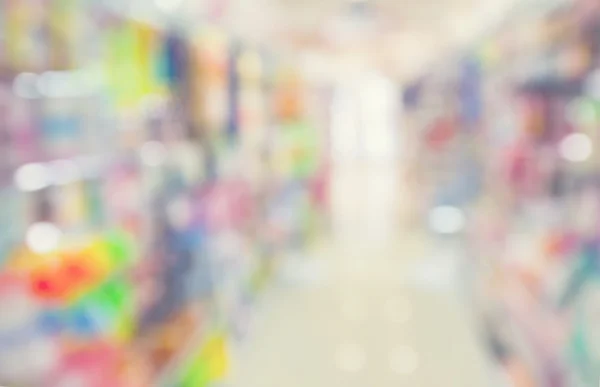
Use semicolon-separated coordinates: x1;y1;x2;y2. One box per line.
226;165;493;387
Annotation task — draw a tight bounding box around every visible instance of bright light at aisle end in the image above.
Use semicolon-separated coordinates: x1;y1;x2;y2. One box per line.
559;133;593;162
428;206;465;235
26;222;62;254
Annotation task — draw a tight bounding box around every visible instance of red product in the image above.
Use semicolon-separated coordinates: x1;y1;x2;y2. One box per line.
31;269;67;302
311;165;329;211
504;139;544;198
425;117;456;150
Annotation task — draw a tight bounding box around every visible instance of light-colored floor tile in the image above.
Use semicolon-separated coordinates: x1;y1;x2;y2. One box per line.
226;162;492;387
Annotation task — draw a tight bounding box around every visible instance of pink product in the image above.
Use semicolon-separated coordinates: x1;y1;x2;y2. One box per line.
3;88;41;166
46;342;122;387
504;143;544;199
496;277;563;386
310;165;329;210
196;180;255;233
103;165;145;239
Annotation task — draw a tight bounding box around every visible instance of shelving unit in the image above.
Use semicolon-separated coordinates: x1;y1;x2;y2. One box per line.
404;0;600;385
0;1;328;386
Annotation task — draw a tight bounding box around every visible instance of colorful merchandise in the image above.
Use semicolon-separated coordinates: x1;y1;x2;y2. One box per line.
0;2;328;385
404;2;600;385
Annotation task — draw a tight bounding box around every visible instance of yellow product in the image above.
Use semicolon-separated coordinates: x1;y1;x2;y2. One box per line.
135;22;164;96
114;312;135;342
178;331;230;387
8;248;61;273
48;0;77;69
81;238;115;278
55;183;88;230
104;23;144;109
203;333;229;380
5;1;28;69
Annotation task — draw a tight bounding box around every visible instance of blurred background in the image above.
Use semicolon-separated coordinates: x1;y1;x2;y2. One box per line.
1;0;600;386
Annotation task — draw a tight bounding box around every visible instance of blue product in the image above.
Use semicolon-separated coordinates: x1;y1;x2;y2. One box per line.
38;310;64;336
70;306;100;337
432;146;482;208
0;322;36;348
139;186;197;331
560;240;600;308
568;277;600;386
40;97;82;158
459;57;482;130
402;80;423;109
162;33;189;88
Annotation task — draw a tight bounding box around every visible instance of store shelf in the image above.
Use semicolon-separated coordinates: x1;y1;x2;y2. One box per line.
0;0;327;383
403;1;600;385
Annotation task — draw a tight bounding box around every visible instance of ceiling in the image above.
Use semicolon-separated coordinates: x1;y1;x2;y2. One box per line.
218;0;521;82
132;0;522;82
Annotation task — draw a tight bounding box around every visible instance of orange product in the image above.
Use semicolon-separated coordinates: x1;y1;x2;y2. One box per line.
58;252;105;302
505;357;537;387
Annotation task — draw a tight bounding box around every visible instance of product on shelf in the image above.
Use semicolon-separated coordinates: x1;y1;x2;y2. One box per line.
403;1;600;385
0;1;328;385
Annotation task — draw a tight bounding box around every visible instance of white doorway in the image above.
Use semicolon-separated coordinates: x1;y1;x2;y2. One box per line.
329;72;402;243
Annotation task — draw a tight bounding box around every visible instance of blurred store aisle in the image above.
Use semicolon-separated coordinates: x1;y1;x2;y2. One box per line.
225;161;494;387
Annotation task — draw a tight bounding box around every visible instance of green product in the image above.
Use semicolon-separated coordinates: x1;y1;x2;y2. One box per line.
78;276;132;335
105;24;143;108
177;332;229;386
282;120;319;179
98;277;132;313
104;230;137;266
179;352;211;387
